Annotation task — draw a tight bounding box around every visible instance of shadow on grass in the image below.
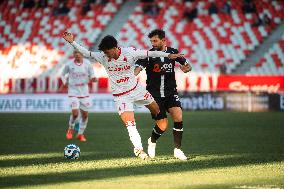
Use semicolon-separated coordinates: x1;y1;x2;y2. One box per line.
1;154;283;188
0;152;131;168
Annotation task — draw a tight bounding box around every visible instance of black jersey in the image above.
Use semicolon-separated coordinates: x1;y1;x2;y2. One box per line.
136;47;187;97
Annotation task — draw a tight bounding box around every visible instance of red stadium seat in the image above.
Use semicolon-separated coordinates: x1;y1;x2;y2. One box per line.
0;0;124;79
117;0;284;74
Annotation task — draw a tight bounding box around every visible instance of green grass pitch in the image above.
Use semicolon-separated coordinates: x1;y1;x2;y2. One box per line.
0;112;283;189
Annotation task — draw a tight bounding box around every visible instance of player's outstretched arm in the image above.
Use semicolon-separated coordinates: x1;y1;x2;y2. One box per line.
62;31;74;43
62;31;101;61
59;75;68;92
180;62;192;73
147;51;184;59
168;53;185;59
133;48;184;60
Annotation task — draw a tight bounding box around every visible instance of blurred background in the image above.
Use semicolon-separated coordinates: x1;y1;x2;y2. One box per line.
0;0;284;112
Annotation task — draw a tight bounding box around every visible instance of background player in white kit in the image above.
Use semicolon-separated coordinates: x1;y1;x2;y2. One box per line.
62;31;183;159
61;49;97;142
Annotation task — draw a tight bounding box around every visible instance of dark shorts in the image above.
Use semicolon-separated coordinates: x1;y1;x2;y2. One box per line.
151;94;182;120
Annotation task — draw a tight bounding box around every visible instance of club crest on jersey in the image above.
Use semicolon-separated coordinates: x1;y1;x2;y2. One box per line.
123;56;127;62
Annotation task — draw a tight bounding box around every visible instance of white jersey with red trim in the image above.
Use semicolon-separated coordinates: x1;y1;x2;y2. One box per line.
99;47;139;95
61;59;95;97
71;41;170;96
91;47;148;95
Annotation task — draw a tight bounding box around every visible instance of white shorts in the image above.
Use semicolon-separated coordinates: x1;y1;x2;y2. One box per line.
69;96;92;111
114;84;155;115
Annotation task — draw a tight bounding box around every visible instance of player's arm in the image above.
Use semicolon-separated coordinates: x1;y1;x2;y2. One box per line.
172;49;192;73
60;65;69;86
180;63;192;73
62;31;102;61
58;79;67;92
59;65;69;91
132;48;183;60
177;56;192;73
88;63;98;82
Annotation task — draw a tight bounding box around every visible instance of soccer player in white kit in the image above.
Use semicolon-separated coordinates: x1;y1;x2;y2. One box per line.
62;31;183;159
61;50;97;142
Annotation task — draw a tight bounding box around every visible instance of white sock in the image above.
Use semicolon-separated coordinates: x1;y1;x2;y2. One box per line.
75;118;80;125
69;115;77;129
78;118;88;135
126;121;143;150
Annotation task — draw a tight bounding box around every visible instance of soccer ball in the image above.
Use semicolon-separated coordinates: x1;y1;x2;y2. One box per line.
64;144;80;159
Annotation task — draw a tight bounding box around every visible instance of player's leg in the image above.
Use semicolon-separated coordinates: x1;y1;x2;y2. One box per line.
142;97;165;158
145;100;168;158
66;97;80;140
74;111;81;132
147;99;168;143
152;118;168;142
146;118;168;158
168;106;187;160
168;106;183;148
120;111;148;160
132;86;165;159
145;100;160;116
134;89;166;158
146;95;171;158
76;109;88;142
115;98;147;160
76;97;92;142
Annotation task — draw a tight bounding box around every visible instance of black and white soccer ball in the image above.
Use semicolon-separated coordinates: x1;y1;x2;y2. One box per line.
64;144;80;160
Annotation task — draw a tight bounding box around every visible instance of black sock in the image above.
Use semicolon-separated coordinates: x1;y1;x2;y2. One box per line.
151;124;164;143
173;122;183;149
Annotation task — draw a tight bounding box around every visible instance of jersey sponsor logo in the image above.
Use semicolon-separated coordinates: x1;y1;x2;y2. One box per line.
152;63;173;73
74;83;86;87
70;72;88;78
108;65;131;72
116;77;130;83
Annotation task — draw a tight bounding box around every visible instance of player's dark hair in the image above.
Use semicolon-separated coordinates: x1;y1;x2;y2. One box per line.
98;35;118;51
148;29;165;39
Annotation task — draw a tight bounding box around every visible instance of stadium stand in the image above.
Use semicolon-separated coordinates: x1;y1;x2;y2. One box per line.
247;34;284;75
116;0;284;74
0;0;124;79
0;0;283;83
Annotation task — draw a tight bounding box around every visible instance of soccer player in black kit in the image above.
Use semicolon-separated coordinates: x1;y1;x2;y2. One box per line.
135;29;192;160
